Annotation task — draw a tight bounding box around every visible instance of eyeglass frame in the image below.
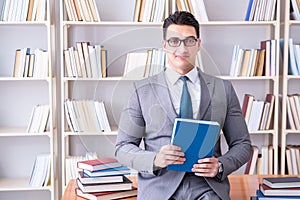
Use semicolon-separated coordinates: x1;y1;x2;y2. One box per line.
165;36;199;47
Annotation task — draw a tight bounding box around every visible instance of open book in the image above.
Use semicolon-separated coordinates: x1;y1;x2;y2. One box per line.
167;118;220;172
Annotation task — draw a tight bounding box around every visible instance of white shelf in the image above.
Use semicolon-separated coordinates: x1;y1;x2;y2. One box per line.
0;178;51;192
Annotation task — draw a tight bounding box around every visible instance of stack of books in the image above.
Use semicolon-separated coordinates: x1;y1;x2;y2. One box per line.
256;177;300;199
75;157;137;200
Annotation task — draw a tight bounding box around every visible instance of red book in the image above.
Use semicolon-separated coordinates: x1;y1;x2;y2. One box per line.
75;187;137;200
77;158;122;172
260;184;300;196
241;94;254;124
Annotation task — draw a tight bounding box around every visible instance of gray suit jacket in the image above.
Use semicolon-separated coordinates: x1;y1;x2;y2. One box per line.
115;69;252;200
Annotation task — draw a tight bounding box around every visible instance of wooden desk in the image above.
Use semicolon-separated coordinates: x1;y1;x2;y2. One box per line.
62;174;289;200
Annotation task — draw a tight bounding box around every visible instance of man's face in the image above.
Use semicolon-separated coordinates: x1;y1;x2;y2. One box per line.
163;24;201;75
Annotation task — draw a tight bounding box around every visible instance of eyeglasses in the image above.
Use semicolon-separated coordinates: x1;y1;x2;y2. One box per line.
166;36;198;47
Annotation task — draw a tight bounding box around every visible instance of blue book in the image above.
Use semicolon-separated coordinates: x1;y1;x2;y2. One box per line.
83;166;131;177
245;0;254;21
256;189;300;199
167;118;220;172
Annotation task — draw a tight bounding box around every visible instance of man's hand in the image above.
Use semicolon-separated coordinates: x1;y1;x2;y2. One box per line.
154;144;186;168
192;157;219;177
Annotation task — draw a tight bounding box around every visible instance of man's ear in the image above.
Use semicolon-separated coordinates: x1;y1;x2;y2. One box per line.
162;40;167;50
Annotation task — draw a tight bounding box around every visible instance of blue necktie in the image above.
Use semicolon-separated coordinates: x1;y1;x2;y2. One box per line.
179;76;193;119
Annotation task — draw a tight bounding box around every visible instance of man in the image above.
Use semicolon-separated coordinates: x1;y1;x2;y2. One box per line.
115;11;251;200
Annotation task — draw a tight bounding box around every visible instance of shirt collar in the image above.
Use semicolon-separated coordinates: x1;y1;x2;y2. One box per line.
165;66;198;85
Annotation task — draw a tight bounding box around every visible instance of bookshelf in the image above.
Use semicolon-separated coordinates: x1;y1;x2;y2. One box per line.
280;0;300;175
0;0;55;200
59;2;281;197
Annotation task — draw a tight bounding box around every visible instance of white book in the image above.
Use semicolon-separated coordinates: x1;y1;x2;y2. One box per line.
99;101;111;132
95;45;102;78
248;100;265;132
88;45;99;78
261;146;269;174
38;104;50;133
287;96;296;130
123;52;148;78
29;154;50;187
259;102;270;130
229;45;240;76
190;0;208;22
291;0;300;20
68;47;78;77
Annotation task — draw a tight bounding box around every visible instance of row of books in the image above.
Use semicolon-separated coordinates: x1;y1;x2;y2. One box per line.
245;145;274;175
13;48;49;78
286;145;300;175
286;93;300;130
288;38;300;76
291;0;300;20
242;93;275;132
27;104;50;133
29;153;50;187
75;157;137;200
133;0;208;23
245;0;277;21
255;177;300;199
230;39;277;77
64;0;100;22
1;0;46;22
123;49;166;79
64;42;107;78
64;99;111;133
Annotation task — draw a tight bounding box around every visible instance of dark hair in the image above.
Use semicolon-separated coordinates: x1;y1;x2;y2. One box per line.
163;11;200;40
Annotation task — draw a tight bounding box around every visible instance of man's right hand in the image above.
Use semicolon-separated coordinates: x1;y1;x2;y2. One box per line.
154;144;186;168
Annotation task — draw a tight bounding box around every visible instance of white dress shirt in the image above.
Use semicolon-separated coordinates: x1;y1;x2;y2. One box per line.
165;66;201;119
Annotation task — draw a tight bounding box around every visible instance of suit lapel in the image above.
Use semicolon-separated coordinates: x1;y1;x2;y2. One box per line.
149;72;177;122
198;71;213;120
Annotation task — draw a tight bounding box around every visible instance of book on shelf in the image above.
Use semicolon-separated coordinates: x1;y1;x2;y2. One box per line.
123;52;148;78
64;0;100;22
76;175;132;193
77;158;122;172
75;186;137;200
64;99;111;133
29;153;51;187
245;0;277;21
27;104;50;133
167;118;220;172
260;184;300;197
83;166;131;177
1;0;46;21
78;171;124;185
244;145;259;174
263;177;300;189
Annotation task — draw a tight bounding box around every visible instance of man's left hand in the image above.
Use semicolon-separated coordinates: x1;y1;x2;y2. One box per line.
191;157;219;177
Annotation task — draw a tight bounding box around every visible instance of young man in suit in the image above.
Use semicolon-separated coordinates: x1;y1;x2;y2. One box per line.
115;11;251;200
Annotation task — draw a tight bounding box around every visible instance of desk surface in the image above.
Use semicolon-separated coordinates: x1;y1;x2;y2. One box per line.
62;174;290;200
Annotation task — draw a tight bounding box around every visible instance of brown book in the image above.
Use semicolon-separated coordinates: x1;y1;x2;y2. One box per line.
138;0;146;22
260;40;271;76
13;49;21;77
27;0;35;21
239;49;251;76
265;94;275;130
101;46;107;78
73;0;83;21
255;49;266;76
133;0;142;22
